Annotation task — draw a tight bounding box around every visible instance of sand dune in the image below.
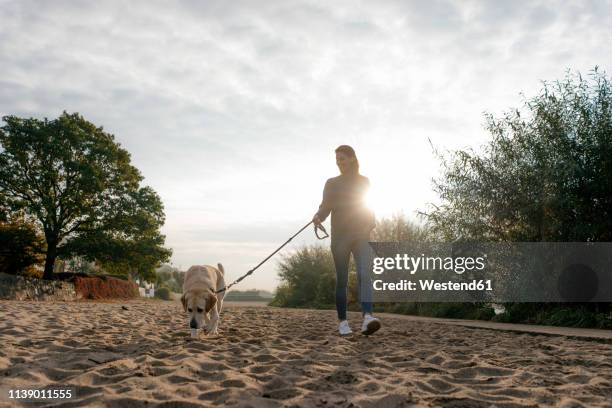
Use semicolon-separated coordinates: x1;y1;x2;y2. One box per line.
0;300;610;407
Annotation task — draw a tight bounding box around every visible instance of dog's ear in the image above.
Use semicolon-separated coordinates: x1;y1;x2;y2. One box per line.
180;293;188;312
205;293;217;313
217;263;224;275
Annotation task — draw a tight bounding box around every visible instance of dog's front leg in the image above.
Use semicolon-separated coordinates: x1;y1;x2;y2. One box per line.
217;297;224;315
202;312;211;333
206;308;220;335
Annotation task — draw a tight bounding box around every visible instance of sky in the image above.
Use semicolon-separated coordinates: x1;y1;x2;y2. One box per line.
1;0;611;291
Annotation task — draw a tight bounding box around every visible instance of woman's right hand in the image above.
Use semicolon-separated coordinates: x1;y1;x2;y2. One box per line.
312;214;322;227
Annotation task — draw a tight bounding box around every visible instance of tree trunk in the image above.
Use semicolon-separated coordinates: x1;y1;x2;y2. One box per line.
43;240;57;280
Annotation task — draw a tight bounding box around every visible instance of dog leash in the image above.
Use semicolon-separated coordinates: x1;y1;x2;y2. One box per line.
215;221;329;294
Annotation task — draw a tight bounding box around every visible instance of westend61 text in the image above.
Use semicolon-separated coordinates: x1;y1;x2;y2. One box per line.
373;279;493;291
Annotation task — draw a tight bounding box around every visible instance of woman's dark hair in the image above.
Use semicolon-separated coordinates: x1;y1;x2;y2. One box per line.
335;144;359;175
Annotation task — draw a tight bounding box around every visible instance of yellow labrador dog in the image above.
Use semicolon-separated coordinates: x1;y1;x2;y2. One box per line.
181;264;226;335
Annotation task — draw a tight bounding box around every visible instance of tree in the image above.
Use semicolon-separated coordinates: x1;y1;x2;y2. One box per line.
424;68;612;242
62;185;172;281
0;193;8;223
0;112;171;279
153;264;184;293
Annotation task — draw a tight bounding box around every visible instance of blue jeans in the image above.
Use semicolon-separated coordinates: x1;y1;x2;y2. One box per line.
331;237;374;320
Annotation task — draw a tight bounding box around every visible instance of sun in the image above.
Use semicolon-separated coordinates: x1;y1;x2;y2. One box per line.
364;179;410;218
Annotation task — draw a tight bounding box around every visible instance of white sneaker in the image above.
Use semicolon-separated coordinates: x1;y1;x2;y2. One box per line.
338;320;352;336
361;314;381;335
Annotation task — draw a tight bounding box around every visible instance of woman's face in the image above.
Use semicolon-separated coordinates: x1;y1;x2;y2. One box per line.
336;152;354;174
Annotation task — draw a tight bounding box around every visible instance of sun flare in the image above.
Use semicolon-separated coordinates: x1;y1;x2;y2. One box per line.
364;178;412;219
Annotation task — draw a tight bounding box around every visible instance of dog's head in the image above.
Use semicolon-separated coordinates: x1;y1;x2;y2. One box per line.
181;289;217;330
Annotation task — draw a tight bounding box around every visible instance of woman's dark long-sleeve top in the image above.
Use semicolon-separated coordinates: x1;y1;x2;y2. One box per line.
315;174;375;241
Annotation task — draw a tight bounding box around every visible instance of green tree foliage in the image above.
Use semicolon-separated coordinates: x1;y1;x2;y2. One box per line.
425;69;612;242
172;269;185;290
371;212;429;241
154;264;184;293
0;195;8;223
0;112;171;280
422;69;612;328
270;245;359;308
0;219;45;276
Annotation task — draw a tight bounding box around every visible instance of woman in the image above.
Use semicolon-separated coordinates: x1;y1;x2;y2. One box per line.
313;145;381;335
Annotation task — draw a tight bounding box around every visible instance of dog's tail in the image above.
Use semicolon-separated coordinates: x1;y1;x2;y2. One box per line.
217;263;225;275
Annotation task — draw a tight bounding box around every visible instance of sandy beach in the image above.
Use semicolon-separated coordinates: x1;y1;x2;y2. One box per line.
0;300;611;407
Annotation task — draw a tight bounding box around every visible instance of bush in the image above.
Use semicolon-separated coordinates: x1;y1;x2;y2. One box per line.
154;286;171;301
19;265;43;279
271;244;359;309
371;213;429;241
425;68;612;242
271;245;334;308
376;302;495;320
0;220;45;275
493;303;612;329
270;245;608;328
